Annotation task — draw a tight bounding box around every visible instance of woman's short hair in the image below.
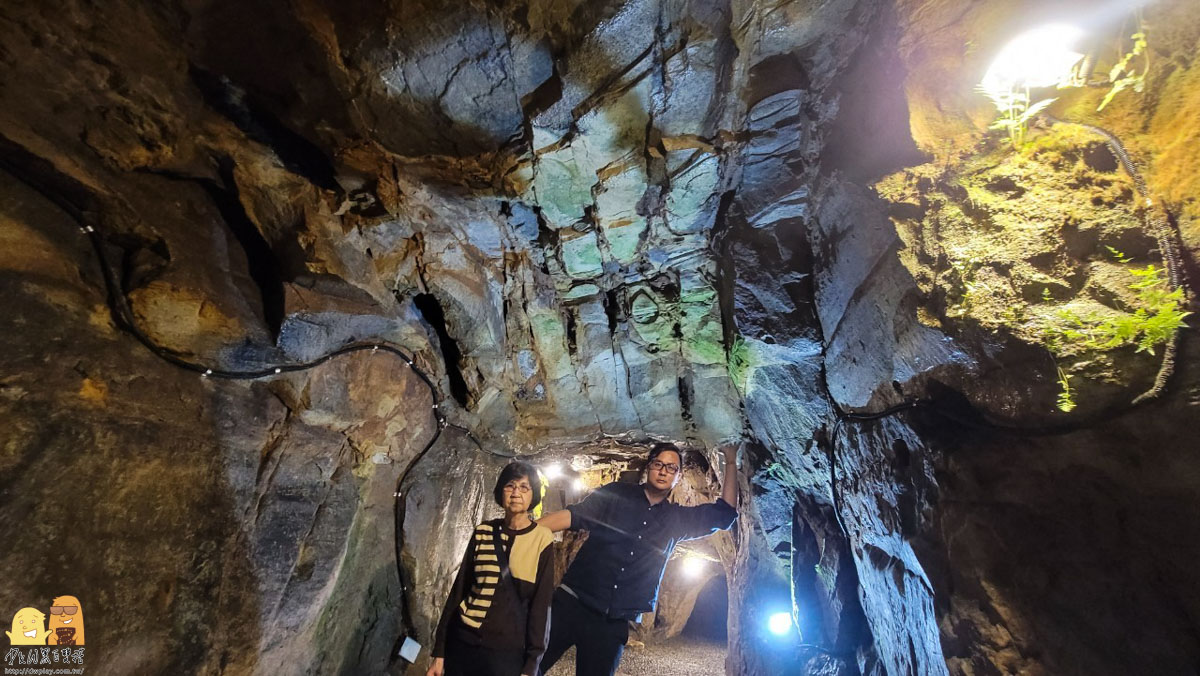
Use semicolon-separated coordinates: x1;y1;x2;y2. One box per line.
493;461;543;510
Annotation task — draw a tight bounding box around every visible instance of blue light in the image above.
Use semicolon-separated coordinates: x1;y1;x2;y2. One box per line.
767;612;792;636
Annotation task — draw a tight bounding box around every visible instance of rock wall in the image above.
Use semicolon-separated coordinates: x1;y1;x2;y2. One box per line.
0;162;437;675
1;0;1197;675
723;0;1200;674
754;0;1200;674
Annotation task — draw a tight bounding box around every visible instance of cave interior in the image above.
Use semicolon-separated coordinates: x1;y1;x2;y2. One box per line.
1;0;1198;675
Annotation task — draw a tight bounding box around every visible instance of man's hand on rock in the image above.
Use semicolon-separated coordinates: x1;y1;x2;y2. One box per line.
715;439;742;470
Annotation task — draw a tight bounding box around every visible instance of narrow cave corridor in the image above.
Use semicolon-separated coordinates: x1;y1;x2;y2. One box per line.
1;1;1198;675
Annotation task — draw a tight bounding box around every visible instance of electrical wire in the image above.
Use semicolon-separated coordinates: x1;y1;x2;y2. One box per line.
823;115;1193;476
0;156;510;662
1043;114;1190;405
5;111;1191;662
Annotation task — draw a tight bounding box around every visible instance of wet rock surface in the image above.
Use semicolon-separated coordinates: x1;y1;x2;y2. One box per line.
1;0;1198;675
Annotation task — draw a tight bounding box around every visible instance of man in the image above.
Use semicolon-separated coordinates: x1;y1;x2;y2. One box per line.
535;441;739;676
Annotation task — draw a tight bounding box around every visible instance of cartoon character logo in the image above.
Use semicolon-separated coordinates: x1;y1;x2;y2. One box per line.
46;596;84;646
5;608;47;645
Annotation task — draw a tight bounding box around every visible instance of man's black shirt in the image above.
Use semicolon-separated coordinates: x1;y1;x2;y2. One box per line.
562;481;737;620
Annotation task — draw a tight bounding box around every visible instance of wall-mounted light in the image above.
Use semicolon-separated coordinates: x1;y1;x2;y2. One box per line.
682;555;706;579
979;23;1087;148
767;611;793;636
573;477;587;492
544;463;563;480
981;23;1086;94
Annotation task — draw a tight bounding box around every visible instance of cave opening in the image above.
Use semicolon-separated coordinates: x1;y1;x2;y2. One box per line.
684;570;729;642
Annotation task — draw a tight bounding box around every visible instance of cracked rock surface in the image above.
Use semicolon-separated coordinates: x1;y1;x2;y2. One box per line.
1;1;1198;675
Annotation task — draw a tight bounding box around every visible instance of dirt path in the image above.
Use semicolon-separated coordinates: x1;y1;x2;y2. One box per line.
544;636;727;676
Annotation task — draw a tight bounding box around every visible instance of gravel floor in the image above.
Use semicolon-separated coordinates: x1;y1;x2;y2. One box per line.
544;636;727;676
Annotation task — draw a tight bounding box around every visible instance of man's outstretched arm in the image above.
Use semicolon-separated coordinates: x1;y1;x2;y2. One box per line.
674;443;742;541
720;441;739;507
537;509;572;533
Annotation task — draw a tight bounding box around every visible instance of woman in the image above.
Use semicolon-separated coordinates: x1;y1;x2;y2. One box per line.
428;462;557;676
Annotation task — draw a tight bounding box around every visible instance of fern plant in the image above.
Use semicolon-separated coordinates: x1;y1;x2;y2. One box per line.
1098;19;1149;112
1106;245;1132;263
1055;367;1076;412
1039;255;1188;412
1042;263;1190;356
979;85;1057;149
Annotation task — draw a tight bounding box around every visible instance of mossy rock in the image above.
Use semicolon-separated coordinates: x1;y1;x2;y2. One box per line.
877;122;1173;413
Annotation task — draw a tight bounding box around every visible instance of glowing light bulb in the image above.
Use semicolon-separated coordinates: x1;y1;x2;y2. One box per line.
544;464;563;480
573;478;587;492
981;24;1085;94
767;612;792;636
682;555;705;579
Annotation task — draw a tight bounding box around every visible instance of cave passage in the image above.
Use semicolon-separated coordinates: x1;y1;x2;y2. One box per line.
0;1;1197;675
522;449;735;676
685;574;729;642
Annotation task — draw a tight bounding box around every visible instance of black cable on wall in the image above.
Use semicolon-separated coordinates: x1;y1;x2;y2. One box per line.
0;156;504;659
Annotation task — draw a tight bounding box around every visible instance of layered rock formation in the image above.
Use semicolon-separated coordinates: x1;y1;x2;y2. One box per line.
1;0;1197;675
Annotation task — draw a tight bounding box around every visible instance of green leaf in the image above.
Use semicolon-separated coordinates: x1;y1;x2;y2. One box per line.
1106;245;1131;262
1098;79;1133;111
1021;98;1057;123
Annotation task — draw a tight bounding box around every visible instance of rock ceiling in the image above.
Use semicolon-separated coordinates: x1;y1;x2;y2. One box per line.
1;0;1198;675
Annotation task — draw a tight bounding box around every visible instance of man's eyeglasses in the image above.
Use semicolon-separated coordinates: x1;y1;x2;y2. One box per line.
647;460;680;475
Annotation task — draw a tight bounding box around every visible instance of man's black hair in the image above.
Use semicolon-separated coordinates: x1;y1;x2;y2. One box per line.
646;442;684;465
493;461;543;511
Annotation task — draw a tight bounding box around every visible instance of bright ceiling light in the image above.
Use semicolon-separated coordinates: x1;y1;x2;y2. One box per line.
981;24;1086;93
767;612;793;636
544;463;563;480
682;555;706;579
